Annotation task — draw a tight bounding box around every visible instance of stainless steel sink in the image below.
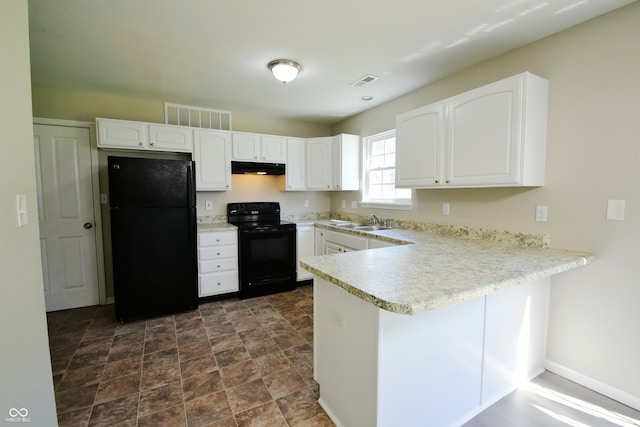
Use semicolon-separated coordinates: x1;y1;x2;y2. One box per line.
353;225;391;231
331;222;363;228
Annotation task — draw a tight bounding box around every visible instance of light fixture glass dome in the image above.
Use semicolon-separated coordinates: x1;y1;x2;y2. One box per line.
268;59;301;83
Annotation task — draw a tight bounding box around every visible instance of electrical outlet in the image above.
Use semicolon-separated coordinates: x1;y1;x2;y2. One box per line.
442;203;450;215
535;205;548;222
304;199;309;208
100;193;108;204
341;200;346;208
351;200;357;209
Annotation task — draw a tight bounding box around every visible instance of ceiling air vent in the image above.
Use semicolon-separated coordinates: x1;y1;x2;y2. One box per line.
349;74;379;88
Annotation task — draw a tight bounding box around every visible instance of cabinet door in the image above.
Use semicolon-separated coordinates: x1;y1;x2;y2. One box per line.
284;137;306;190
97;118;147;149
306;137;332;190
260;135;287;162
332;134;360;191
232;132;260;161
297;224;315;281
193;129;231;191
395;103;445;188
324;242;343;254
314;228;325;255
447;77;522;186
199;271;239;296
148;124;193;152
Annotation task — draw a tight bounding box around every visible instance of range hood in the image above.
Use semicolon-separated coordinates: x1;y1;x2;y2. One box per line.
231;161;285;175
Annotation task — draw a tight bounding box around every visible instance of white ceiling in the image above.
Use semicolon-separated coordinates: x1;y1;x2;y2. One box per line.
28;0;635;124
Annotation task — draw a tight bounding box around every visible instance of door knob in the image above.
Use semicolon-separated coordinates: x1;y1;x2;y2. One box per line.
83;222;94;229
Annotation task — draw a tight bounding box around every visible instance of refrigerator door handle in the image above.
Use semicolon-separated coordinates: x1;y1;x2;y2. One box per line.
187;162;196;247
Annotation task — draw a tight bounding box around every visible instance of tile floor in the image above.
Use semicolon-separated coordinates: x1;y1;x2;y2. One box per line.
47;285;335;426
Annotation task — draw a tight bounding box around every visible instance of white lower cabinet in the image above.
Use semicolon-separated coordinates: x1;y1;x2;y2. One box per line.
314;228;325;255
197;231;238;297
323;229;368;253
314;276;550;427
296;224;315;281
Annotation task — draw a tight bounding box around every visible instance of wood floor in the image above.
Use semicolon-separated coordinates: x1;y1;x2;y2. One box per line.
465;371;640;427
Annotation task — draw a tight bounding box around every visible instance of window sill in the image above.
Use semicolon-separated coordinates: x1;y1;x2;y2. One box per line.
360;201;412;211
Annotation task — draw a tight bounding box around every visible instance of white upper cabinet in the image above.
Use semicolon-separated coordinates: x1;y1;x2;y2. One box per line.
97;118;192;153
231;132;259;160
148;124;193;152
281;137;306;191
332;134;360;191
231;132;286;162
396;72;548;188
396;103;445;188
306;137;333;190
260;134;287;162
97;118;148;150
192;129;232;191
306;134;360;191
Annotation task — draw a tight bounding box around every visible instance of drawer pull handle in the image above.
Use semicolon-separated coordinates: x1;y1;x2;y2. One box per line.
216;252;221;255
217;282;221;286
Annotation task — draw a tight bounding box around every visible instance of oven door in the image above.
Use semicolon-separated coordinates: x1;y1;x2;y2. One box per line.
238;227;296;296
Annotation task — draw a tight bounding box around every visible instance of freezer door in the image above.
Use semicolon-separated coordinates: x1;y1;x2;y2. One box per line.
111;207;197;322
108;156;195;208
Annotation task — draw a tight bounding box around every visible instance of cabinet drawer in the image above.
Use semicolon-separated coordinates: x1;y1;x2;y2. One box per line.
199;271;239;296
198;231;237;247
199;258;238;274
198;245;237;260
325;230;369;251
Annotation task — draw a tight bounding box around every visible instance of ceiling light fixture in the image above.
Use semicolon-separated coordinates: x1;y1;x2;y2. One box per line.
268;59;301;83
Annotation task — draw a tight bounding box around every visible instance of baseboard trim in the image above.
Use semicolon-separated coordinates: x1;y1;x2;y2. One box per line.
545;359;640;411
106;297;115;304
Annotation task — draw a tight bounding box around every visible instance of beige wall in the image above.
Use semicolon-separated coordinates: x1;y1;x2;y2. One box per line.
331;3;640;404
0;1;57;423
31;86;331;138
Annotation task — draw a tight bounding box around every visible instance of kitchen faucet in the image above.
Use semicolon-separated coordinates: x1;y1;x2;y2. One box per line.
371;214;381;225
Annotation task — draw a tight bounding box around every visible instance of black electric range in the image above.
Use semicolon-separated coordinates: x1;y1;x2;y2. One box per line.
227;202;297;298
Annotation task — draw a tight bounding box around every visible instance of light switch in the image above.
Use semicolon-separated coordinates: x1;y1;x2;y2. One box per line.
205;200;213;210
442;203;450;216
607;199;625;221
16;194;28;227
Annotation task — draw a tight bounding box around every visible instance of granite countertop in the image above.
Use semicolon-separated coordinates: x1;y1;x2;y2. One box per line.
197;223;237;233
301;222;597;315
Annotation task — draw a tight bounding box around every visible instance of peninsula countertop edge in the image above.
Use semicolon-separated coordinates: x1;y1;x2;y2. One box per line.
301;222;597;315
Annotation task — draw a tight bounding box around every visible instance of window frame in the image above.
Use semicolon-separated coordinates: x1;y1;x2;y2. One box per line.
361;130;412;210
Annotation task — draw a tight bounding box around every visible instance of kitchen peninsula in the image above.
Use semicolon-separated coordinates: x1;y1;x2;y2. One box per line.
300;224;595;427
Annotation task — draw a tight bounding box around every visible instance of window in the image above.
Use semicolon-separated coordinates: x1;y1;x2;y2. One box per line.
362;130;411;209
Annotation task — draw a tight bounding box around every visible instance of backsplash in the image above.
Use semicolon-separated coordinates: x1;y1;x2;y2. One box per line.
198;211;550;248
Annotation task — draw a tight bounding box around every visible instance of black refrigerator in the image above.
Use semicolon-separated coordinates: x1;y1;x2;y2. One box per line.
108;156;198;322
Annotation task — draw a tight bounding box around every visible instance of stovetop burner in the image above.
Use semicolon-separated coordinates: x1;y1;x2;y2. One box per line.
227;202;285;226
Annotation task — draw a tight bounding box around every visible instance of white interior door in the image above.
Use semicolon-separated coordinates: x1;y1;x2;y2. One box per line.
34;124;100;311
